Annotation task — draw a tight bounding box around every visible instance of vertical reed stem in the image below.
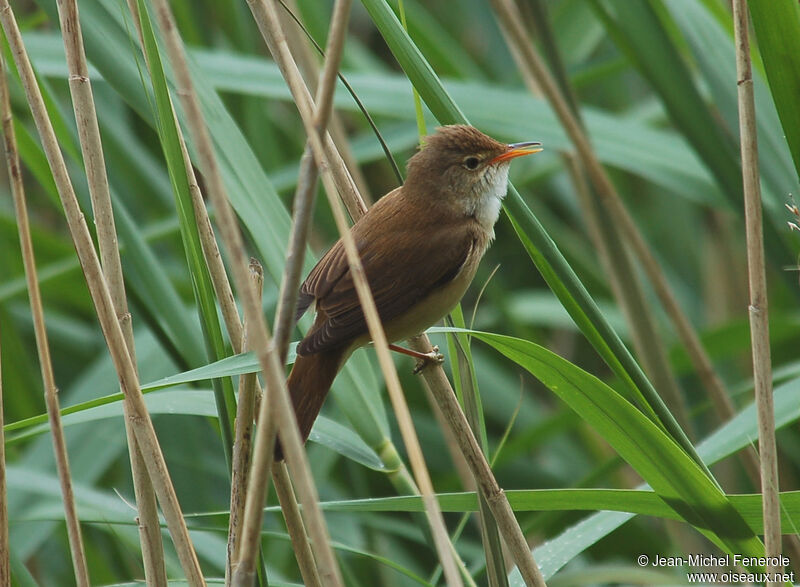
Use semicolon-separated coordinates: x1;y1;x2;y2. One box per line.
273;463;323;587
145;0;344;584
0;6;204;581
227;261;263;584
1;45;90;587
54;1;167;582
732;0;781;577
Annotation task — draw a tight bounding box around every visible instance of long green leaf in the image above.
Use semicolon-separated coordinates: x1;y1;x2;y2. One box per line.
747;0;800;183
136;0;236;463
465;330;762;556
5;386;385;471
446;305;507;586
298;489;800;534
521;372;800;580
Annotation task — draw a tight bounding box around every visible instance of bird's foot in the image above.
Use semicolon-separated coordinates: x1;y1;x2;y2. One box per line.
412;346;445;374
387;343;445;373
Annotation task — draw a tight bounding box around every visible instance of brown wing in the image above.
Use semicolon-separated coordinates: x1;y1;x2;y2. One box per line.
294;239;346;323
296;195;476;355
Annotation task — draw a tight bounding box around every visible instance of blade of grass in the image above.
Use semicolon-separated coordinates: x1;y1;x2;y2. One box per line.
746;0;800;182
527;371;800;580
446;306;508;587
134;0;237;467
298;489;800;533
6;390;386;471
466;329;763;557
396;0;427;139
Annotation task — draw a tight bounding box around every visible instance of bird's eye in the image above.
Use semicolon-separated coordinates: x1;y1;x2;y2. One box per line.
463;156;480;170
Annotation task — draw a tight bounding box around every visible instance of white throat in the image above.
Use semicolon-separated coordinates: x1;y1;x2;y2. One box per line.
465;164;510;236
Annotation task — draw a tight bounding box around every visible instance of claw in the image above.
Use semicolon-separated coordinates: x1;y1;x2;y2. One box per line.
412;345;445;374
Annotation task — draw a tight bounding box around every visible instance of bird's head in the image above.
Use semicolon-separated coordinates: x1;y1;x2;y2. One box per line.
405;125;542;228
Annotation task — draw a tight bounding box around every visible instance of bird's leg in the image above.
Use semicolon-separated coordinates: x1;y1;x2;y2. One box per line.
388;344;445;374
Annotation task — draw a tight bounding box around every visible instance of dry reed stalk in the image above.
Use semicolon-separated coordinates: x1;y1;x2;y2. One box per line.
1;47;90;587
273;0;352;364
0;6;205;582
280;0;373;205
732;0;782;576
54;1;167;582
249;7;367;221
266;2;356;583
273;143;317;356
123;0;243;354
245;1;465;584
226;261;263;584
144;0;344;585
408;337;546;587
234;387;281;587
272;463;323;587
489;0;747;455
182;131;244;350
0;43;90;586
421;381;475;490
124;4;282;582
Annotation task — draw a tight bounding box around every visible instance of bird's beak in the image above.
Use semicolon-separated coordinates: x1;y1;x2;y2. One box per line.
490;141;543;164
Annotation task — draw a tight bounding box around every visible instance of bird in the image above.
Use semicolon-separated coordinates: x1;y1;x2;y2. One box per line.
277;125;541;459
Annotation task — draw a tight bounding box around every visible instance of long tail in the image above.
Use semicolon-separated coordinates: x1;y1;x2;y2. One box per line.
274;347;345;460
